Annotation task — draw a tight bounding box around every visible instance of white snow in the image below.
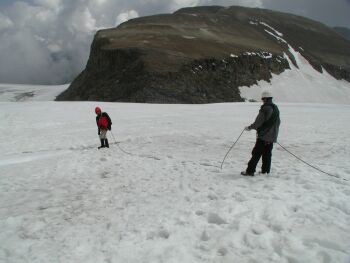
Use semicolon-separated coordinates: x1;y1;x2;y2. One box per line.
240;51;274;60
1;84;350;262
182;35;196;39
240;52;350;104
0;84;68;102
240;23;350;104
264;29;288;44
259;52;273;59
244;52;256;56
260;22;284;37
249;21;258;26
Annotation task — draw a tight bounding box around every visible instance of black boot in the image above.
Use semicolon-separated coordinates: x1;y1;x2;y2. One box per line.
104;139;109;148
241;171;254;176
98;139;105;149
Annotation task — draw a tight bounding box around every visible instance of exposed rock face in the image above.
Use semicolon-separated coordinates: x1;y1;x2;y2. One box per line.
56;6;350;103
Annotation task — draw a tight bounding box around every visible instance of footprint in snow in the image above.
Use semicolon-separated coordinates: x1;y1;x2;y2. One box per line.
100;172;109;178
147;229;170;240
207;213;227;225
217;247;228;256
200;230;210;241
199;162;221;169
195;210;205;216
207;194;218;201
158;229;170;239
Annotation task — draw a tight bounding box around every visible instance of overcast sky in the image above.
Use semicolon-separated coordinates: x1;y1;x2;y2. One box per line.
0;0;349;84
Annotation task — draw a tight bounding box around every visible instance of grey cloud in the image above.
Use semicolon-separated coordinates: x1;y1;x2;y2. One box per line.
261;0;350;28
0;0;348;84
0;0;263;84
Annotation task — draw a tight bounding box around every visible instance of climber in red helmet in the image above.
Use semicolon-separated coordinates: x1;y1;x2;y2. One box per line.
95;106;112;149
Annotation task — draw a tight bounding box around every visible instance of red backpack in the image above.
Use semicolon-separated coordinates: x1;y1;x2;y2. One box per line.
98;116;108;129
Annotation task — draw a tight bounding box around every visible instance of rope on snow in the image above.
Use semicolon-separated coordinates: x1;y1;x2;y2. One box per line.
277;142;348;181
109;131;161;161
110;129;348;181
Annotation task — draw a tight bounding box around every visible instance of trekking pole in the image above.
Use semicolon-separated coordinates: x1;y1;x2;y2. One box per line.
220;128;245;169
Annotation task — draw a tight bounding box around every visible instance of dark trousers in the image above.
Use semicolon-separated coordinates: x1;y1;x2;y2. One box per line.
246;139;274;174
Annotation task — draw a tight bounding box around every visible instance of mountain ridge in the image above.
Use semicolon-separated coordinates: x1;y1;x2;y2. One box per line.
56;5;350;103
333;26;350;41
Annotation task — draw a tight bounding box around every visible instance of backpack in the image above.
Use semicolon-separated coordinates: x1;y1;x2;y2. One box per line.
257;103;280;136
98;116;109;129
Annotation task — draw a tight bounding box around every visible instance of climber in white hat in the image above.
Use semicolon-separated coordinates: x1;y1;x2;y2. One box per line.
241;90;281;176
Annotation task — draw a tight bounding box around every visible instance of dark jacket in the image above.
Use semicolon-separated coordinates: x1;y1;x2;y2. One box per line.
96;112;112;132
248;99;280;143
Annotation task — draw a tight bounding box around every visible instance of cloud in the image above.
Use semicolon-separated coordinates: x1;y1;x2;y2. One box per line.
170;0;201;11
0;0;348;84
116;10;139;26
33;0;62;9
262;0;350;28
0;1;98;84
69;7;97;33
0;29;70;84
0;12;13;31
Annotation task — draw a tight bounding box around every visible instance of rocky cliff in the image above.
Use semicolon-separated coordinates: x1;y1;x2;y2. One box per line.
56;6;350;103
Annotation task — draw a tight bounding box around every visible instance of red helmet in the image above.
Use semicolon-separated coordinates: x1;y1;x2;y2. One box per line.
95;107;101;114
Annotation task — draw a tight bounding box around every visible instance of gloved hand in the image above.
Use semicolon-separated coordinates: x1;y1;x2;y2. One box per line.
244;126;251;131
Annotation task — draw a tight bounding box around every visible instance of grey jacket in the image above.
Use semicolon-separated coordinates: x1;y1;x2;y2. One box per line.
248;100;280;143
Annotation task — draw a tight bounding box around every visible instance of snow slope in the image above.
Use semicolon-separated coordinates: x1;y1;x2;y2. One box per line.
1;100;350;263
239;23;350;104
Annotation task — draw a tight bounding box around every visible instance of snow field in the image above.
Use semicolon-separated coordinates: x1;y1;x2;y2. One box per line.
1;20;350;263
0;101;350;263
0;84;69;102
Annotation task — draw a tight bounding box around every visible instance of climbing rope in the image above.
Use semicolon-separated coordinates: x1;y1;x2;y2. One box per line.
109;131;161;161
110;131;133;155
110;129;347;182
220;128;245;169
277;142;348;181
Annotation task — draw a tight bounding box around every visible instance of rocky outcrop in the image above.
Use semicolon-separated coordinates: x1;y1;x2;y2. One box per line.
56;6;350;103
58;47;288;103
